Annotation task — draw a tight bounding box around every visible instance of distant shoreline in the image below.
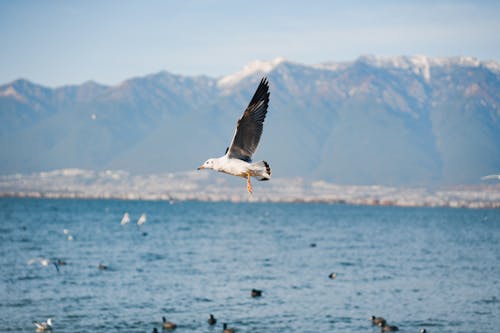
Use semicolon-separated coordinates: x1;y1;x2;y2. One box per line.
2;169;499;209
2;191;499;209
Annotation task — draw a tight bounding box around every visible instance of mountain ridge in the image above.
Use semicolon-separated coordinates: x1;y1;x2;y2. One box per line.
1;55;499;186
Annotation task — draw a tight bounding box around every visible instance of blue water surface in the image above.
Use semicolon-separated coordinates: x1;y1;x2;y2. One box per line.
0;198;499;332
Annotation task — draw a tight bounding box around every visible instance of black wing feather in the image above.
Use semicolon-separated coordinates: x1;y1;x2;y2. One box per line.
227;78;270;162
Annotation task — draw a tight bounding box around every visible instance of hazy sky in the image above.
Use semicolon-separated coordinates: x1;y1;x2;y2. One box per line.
1;0;499;87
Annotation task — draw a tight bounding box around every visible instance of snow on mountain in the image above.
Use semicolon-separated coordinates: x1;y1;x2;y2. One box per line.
484;60;500;73
217;57;288;88
1;55;499;186
0;86;27;102
355;55;493;81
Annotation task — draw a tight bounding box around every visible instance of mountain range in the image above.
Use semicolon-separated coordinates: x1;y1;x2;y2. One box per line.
1;55;499;186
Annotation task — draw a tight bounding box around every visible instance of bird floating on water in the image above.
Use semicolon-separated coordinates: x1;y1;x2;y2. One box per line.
137;213;147;225
98;263;108;270
33;318;53;332
371;316;386;326
379;322;399;331
222;323;235;333
251;288;263;297
121;212;130;225
207;314;217;325
162;317;177;330
198;78;272;194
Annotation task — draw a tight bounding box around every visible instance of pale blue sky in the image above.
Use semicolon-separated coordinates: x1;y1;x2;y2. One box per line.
1;0;498;87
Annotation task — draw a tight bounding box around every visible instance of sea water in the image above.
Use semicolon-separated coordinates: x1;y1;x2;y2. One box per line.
0;198;499;332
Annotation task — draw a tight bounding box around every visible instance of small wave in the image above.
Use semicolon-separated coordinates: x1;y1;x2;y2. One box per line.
140;252;166;261
407;318;449;327
193;297;213;303
4;299;32;307
474;296;498;305
340;262;355;266
17;275;40;281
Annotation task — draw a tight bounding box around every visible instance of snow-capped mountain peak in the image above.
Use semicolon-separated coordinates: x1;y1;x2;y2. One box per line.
355;55;496;81
217;57;287;87
0;85;27;102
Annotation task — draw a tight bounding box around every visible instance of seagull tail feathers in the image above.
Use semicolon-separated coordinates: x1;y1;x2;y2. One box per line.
253;160;271;181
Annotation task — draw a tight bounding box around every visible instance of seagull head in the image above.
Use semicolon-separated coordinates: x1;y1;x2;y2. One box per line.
198;158;215;170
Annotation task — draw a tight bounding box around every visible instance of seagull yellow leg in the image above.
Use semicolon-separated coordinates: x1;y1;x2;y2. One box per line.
246;174;253;194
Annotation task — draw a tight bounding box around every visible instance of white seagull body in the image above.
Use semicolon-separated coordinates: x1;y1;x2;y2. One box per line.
121;212;130;225
33;318;53;331
198;78;272;193
137;213;147;225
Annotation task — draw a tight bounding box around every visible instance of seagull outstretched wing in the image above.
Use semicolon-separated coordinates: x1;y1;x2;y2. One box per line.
227;78;270;162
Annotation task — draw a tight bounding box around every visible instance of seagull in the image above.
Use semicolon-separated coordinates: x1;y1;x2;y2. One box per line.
198;78;272;193
27;258;59;272
33;318;53;331
137;213;147;226
63;228;74;240
481;174;500;180
121;212;130;225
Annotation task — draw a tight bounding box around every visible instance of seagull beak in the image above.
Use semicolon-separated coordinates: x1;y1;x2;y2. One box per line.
197;165;204;170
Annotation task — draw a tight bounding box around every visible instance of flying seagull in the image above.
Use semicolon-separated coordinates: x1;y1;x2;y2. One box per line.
198;77;272;193
481;174;500;181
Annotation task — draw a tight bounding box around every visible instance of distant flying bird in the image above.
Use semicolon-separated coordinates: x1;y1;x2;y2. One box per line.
481;174;500;180
27;258;59;272
121;212;130;225
198;78;272;193
33;318;53;332
137;213;147;225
